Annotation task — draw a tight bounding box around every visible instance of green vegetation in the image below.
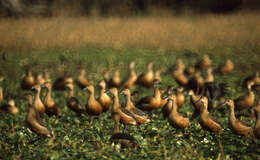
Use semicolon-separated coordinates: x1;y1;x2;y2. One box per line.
0;46;260;159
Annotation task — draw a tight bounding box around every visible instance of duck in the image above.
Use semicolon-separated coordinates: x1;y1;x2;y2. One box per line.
168;96;189;129
175;59;185;71
185;66;195;76
162;94;175;119
173;69;188;86
31;84;45;117
205;68;214;83
160;86;174;108
109;88;137;134
234;81;255;111
108;70;121;88
0;76;4;103
137;62;155;88
222;99;253;136
36;73;45;85
254;99;260;139
188;90;204;119
121;89;151;125
136;85;162;111
154;68;164;84
242;72;260;89
195;54;211;70
65;83;85;114
53;75;73;90
176;87;185;108
196;96;223;132
194;71;204;92
43;82;61;117
21;69;35;90
98;80;111;112
25;93;52;138
215;59;234;74
43;71;51;83
84;85;103;116
121;61;137;89
76;68;90;89
0;99;19;115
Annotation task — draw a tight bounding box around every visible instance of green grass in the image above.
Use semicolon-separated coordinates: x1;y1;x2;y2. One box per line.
0;46;260;159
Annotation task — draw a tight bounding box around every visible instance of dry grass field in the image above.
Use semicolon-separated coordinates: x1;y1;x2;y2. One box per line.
0;11;259;51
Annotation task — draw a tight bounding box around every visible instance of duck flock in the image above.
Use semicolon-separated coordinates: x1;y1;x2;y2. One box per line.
1;54;260;147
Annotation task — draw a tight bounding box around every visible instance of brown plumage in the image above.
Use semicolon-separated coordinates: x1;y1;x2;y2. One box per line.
175;59;185;71
0;99;19;115
0;76;4;103
98;80;111;112
176;87;185;107
162;94;175;119
194;71;204;92
195;54;211;70
197;96;223;132
223;99;253;136
137;62;155;88
108;70;121;88
65;83;85;114
168;96;190;129
32;84;45;117
36;73;45;85
234;81;255;110
43;82;61;117
185;66;195;76
84;85;103;116
173;69;188;86
254;99;260;139
109;88;137;134
205;68;214;83
76;68;90;89
136;87;162;111
43;71;51;83
188;90;203;113
121;61;137;89
25;93;52;138
21;70;35;90
53;76;73;90
122;89;151;125
215;59;234;74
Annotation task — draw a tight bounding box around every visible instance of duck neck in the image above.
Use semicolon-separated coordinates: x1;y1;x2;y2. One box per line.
34;89;41;104
100;87;105;95
154;88;161;99
112;93;120;111
229;104;236;122
125;94;133;109
170;100;177;115
68;88;74;98
89;90;95;100
46;88;52;100
255;112;260;129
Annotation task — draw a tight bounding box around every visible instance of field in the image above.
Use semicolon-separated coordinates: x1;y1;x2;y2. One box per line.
0;12;260;159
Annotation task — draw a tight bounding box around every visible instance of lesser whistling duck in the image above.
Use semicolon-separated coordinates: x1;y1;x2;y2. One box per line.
25;93;52;138
137;62;155;88
109;88;137;134
188;90;203;118
196;96;223;132
215;59;234;74
21;69;35;90
36;73;45;85
195;54;211;70
136;83;162;111
154;68;164;84
168;96;190;129
222;99;253;136
53;75;73;90
122;89;151;125
159;86;174;108
0;99;19;115
162;94;175;119
43;71;51;83
32;84;45;117
195;71;204;92
98;80;111;112
121;61;137;89
234;81;255;111
176;87;185;108
43;82;61;117
254;99;260;139
84;85;103;116
173;69;188;86
76;68;90;89
65;83;85;114
185;66;195;76
0;76;4;103
175;59;185;71
108;70;121;88
205;68;214;83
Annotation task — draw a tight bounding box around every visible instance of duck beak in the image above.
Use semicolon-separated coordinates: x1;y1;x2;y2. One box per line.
195;96;203;103
220;100;227;106
31;86;36;91
105;90;110;94
83;87;88;91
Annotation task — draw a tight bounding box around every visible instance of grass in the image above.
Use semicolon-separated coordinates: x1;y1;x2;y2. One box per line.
0;46;260;159
0;11;260;51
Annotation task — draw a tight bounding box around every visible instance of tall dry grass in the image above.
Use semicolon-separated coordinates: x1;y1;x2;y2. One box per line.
0;12;260;51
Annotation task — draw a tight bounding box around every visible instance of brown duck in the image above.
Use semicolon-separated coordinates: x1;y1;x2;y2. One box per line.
109;88;137;134
25;93;52;138
84;85;103;116
53;75;73;90
65;83;85;114
195;54;211;70
0;99;19;115
107;70;121;88
21;69;35;90
173;69;188;86
43;82;61;117
137;62;155;88
176;87;185;107
168;96;190;129
254;99;260;139
122;89;151;125
0;76;4;103
234;81;255;110
36;73;45;85
98;80;111;112
32;84;45;117
205;68;214;83
76;68;90;89
197;96;223;132
162;94;175;119
121;61;137;89
215;59;234;74
222;99;253;136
